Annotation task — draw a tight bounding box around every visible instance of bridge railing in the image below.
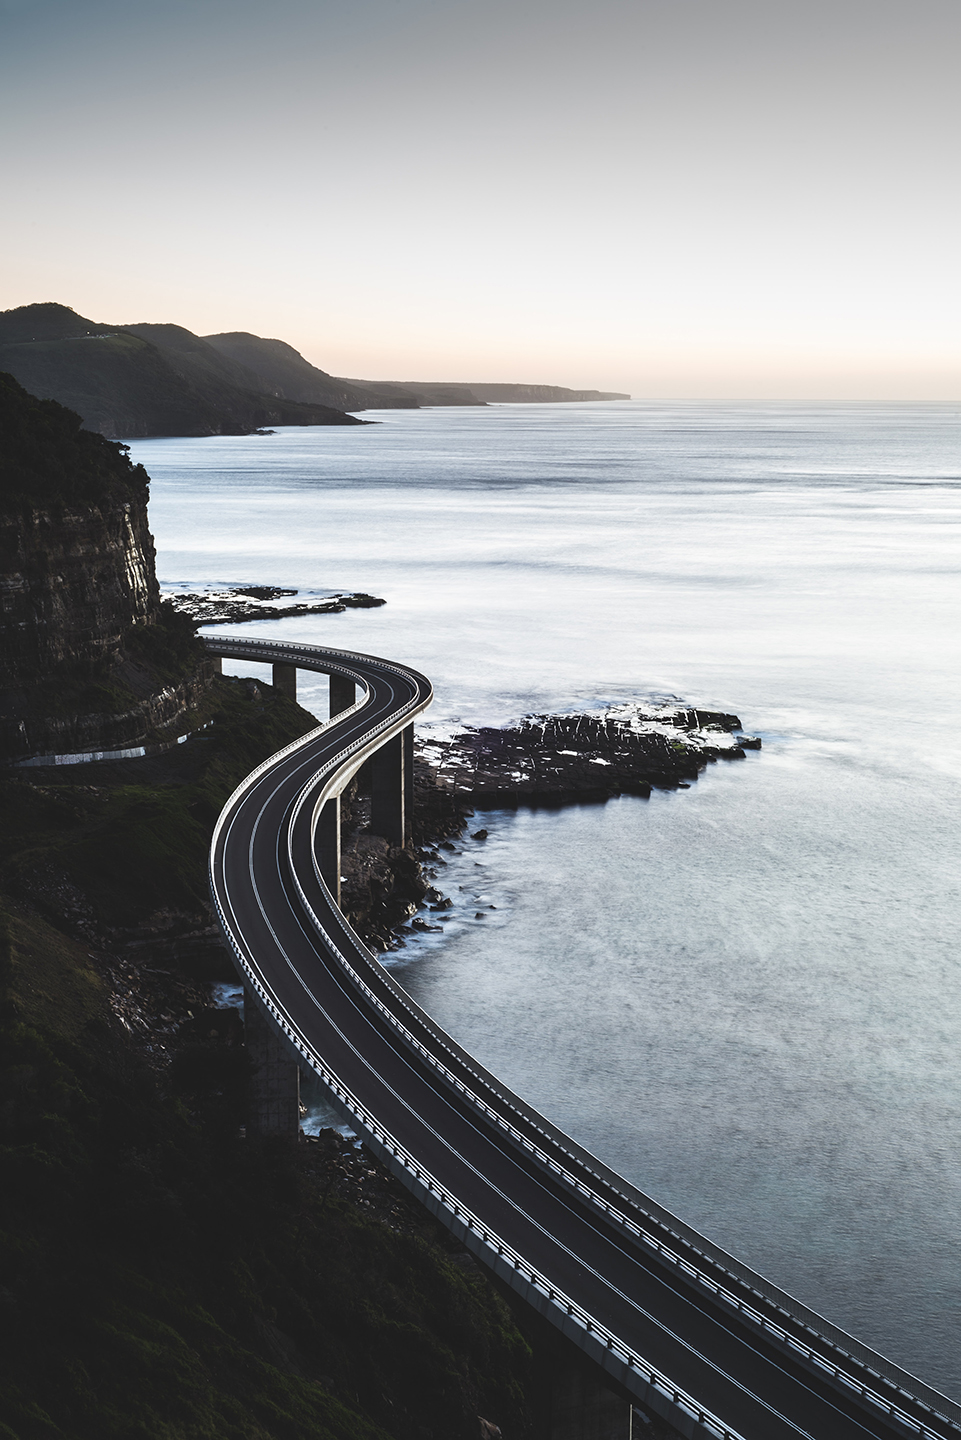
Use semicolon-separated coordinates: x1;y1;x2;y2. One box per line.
209;873;749;1440
283;729;961;1440
207;636;961;1440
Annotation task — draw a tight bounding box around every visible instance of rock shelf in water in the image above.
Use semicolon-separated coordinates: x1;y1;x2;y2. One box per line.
416;701;761;808
166;584;386;625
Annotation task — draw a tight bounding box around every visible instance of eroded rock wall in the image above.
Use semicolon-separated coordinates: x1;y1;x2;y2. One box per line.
0;491;159;683
0;374;213;761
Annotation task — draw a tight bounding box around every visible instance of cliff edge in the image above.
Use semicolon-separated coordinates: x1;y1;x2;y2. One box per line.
0;372;214;760
0;304;364;438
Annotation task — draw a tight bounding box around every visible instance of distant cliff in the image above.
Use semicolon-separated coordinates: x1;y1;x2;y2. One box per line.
335;379;630;406
0;373;214;760
458;382;629;403
201;337;630;410
0;304;364;439
203;331;418;411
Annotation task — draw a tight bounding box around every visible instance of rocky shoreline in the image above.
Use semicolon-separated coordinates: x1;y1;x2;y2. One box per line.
166;584;386;625
338;699;760;953
12;691;760;1058
418;700;759;806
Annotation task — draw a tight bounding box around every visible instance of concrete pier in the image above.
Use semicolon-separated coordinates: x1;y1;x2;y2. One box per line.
371;724;412;847
244;994;301;1137
314;795;341;906
329;673;355;717
548;1364;633;1440
272;661;297;702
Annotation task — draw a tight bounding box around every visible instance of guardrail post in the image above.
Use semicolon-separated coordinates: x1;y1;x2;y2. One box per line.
244;992;302;1138
371;729;406;847
315;796;341;906
329;673;355;717
272;662;297;702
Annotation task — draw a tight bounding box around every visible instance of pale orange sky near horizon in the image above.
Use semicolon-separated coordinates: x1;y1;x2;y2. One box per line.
1;0;959;400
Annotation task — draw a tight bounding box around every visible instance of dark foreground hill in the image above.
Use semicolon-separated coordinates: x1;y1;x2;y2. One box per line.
0;681;538;1440
0;304;364;438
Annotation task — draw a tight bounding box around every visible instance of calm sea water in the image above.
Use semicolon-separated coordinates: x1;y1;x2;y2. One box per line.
131;400;961;1396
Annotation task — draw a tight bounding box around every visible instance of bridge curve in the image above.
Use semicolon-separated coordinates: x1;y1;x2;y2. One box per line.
206;635;961;1440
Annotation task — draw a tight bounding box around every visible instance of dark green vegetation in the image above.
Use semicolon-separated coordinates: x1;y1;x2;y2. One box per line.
0;678;534;1440
0;371;149;512
0;305;363;438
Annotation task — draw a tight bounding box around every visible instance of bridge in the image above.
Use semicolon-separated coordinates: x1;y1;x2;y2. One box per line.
206;634;961;1440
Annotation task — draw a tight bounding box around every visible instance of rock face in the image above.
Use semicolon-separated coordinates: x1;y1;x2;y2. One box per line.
0;372;213;760
1;480;159;679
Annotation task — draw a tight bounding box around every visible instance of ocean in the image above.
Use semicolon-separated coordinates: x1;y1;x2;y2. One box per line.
130;398;961;1397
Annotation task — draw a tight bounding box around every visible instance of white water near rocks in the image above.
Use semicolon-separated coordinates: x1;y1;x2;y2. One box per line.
131;400;961;1397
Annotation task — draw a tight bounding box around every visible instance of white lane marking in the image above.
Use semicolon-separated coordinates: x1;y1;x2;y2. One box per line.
211;641;945;1440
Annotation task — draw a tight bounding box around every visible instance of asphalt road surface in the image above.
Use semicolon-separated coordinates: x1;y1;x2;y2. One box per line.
207;636;961;1440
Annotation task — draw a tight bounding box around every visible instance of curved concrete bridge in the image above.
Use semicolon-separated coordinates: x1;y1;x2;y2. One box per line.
206;635;961;1440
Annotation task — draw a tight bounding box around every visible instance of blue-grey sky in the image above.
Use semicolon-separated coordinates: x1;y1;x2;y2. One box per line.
2;0;958;397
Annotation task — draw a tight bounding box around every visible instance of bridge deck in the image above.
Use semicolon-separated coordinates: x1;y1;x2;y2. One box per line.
207;636;961;1440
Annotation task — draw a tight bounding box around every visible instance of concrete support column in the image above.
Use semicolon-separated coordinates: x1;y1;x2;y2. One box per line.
211;654;223;673
244;994;301;1137
329;673;355;718
314;794;341;906
371;728;409;847
549;1365;633;1440
272;662;297;702
403;723;414;841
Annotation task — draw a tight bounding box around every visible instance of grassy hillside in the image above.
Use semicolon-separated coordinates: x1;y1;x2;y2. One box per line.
0;371;149;511
0;677;534;1440
0;305;362;438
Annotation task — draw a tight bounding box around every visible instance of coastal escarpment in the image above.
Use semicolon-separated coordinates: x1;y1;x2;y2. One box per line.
0;372;214;760
0;304;364;438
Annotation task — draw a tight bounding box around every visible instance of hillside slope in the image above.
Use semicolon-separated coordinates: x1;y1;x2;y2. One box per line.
0;304;362;437
204;332;418;411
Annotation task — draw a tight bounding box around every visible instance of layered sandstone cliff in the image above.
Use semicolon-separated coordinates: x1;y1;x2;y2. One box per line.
0;372;213;760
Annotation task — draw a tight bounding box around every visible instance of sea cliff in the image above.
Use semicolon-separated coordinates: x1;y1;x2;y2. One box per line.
0;372;214;760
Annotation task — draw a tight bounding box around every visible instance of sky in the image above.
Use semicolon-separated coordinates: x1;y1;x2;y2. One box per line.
1;0;959;399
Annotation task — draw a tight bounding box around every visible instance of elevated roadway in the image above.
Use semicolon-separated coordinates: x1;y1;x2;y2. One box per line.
207;635;961;1440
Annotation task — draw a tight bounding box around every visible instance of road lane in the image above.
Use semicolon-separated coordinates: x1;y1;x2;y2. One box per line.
208;637;961;1440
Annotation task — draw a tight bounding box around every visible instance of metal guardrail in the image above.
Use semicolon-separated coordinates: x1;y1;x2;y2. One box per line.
207;637;961;1440
209;884;749;1440
286;765;961;1440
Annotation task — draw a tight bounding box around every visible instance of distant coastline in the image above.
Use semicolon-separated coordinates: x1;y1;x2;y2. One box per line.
0;301;629;440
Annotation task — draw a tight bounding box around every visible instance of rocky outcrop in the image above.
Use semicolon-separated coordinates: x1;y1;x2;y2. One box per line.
167;584;386;625
416;704;759;806
0;373;214;760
